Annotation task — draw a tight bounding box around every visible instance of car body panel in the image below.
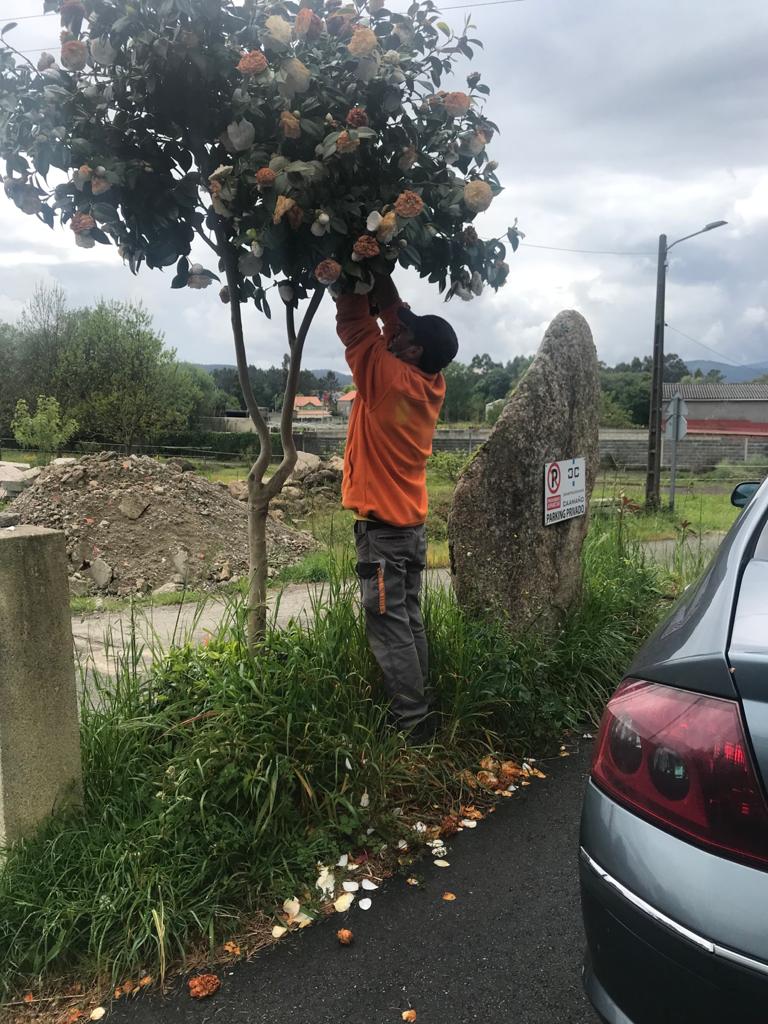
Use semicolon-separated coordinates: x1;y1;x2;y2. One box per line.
628;476;768;698
729;558;768;790
581;478;768;1022
581;781;768;962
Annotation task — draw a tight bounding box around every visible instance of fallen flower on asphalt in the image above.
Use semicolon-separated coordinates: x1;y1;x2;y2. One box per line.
402;1011;417;1022
460;805;484;821
359;897;372;910
440;814;461;836
362;879;379;891
223;941;241;956
406;877;419;886
272;925;288;938
442;892;457;901
89;1008;106;1021
433;859;450;868
316;865;335;897
343;880;360;892
334;892;355;913
459;818;478;829
188;974;220;1000
337;928;354;945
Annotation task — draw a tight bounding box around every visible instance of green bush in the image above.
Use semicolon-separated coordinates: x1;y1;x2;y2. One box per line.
0;525;663;996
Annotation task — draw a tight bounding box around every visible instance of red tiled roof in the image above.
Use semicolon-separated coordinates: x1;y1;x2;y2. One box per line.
686;419;768;437
294;395;324;408
338;391;357;402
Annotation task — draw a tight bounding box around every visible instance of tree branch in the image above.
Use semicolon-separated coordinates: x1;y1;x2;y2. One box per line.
266;287;324;497
213;220;272;486
195;224;219;255
286;301;297;351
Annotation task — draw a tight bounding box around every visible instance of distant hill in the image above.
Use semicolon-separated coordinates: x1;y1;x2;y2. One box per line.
195;363;353;385
686;359;768;383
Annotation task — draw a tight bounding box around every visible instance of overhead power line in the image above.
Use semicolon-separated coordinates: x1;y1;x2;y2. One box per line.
520;241;656;257
664;324;747;368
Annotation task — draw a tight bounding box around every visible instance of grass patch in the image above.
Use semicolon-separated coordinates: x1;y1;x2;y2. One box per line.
0;519;667;998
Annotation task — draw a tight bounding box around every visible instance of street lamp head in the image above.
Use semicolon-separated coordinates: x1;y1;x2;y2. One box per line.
704;220;728;231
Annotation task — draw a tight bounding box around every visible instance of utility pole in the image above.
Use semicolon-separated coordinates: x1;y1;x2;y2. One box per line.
645;234;667;509
644;220;727;510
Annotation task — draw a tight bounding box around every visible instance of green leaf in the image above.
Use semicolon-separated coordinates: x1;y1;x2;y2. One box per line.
436;21;450;35
1;22;18;36
507;227;520;252
171;273;188;289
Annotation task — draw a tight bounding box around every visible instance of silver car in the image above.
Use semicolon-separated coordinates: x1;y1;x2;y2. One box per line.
580;478;768;1024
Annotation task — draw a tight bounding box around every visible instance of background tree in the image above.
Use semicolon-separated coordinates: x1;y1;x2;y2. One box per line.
0;0;514;641
54;300;204;450
11;395;78;462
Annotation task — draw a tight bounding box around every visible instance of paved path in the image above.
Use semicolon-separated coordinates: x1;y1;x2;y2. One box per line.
111;746;597;1024
72;534;726;680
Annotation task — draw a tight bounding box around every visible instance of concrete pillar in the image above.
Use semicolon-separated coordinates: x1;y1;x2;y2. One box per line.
0;526;82;846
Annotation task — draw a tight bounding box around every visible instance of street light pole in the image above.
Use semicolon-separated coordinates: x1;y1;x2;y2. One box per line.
645;233;667;510
644;220;728;509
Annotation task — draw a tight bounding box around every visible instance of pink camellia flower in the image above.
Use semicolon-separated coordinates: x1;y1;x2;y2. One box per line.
348;25;378;57
237;50;268;75
352;235;381;260
443;91;471;117
315;259;342;285
393;190;424;218
61;40;87;72
70;211;96;234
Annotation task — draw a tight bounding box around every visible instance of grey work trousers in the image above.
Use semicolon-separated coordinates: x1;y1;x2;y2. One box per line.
354;520;430;730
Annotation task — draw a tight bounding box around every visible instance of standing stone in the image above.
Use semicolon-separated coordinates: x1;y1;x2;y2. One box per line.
449;310;600;633
0;527;82;844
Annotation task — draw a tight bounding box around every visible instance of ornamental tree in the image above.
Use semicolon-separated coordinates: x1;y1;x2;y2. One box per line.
0;0;518;643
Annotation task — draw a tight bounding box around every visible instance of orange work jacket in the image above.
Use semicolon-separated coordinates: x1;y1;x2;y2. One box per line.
336;294;446;527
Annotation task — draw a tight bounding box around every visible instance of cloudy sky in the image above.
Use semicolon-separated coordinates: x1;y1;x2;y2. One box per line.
1;0;766;374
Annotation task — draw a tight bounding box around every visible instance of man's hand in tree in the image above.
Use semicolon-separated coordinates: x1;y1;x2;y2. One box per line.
371;272;400;315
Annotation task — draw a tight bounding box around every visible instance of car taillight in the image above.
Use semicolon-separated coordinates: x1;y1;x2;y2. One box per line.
592;679;768;868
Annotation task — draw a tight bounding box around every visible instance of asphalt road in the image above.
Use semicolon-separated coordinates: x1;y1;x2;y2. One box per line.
113;745;597;1024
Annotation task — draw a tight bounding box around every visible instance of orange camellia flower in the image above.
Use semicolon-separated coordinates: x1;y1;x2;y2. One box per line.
187;974;221;1000
463;179;494;213
336;131;360;154
61;40;87;71
353;234;380;259
336;928;354;945
348;25;378;57
70;211;96;234
443;91;471;117
345;107;369;128
273;195;297;224
315;259;342;285
393;190;424;219
280;111;301;139
237;50;268;75
255;167;277;188
286;204;304;230
295;8;324;38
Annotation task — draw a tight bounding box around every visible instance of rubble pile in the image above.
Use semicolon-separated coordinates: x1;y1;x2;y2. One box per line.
9;452;317;597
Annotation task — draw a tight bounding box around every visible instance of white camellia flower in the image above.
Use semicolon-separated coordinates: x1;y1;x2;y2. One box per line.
250;240;264;257
316;865;335;897
281;57;312;100
89;36;117;65
311;220;328;237
187;265;213;290
382;49;401;64
227;119;255;152
366;211;383;232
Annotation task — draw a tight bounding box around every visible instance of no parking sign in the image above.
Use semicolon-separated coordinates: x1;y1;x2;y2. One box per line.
544;457;586;526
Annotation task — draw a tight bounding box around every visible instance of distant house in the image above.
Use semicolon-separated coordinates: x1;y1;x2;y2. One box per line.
337;391;357;419
662;383;768;436
293;395;332;422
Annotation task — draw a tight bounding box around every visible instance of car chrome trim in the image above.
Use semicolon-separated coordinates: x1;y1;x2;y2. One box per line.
580;847;714;952
581;847;768;977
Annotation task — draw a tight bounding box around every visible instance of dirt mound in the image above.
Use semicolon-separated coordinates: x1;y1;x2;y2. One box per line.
11;452;317;597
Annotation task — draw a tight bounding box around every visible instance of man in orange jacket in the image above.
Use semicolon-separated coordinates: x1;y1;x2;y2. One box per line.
335;274;458;742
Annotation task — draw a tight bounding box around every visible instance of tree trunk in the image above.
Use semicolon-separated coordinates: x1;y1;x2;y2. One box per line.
213;224;324;649
247;485;269;640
